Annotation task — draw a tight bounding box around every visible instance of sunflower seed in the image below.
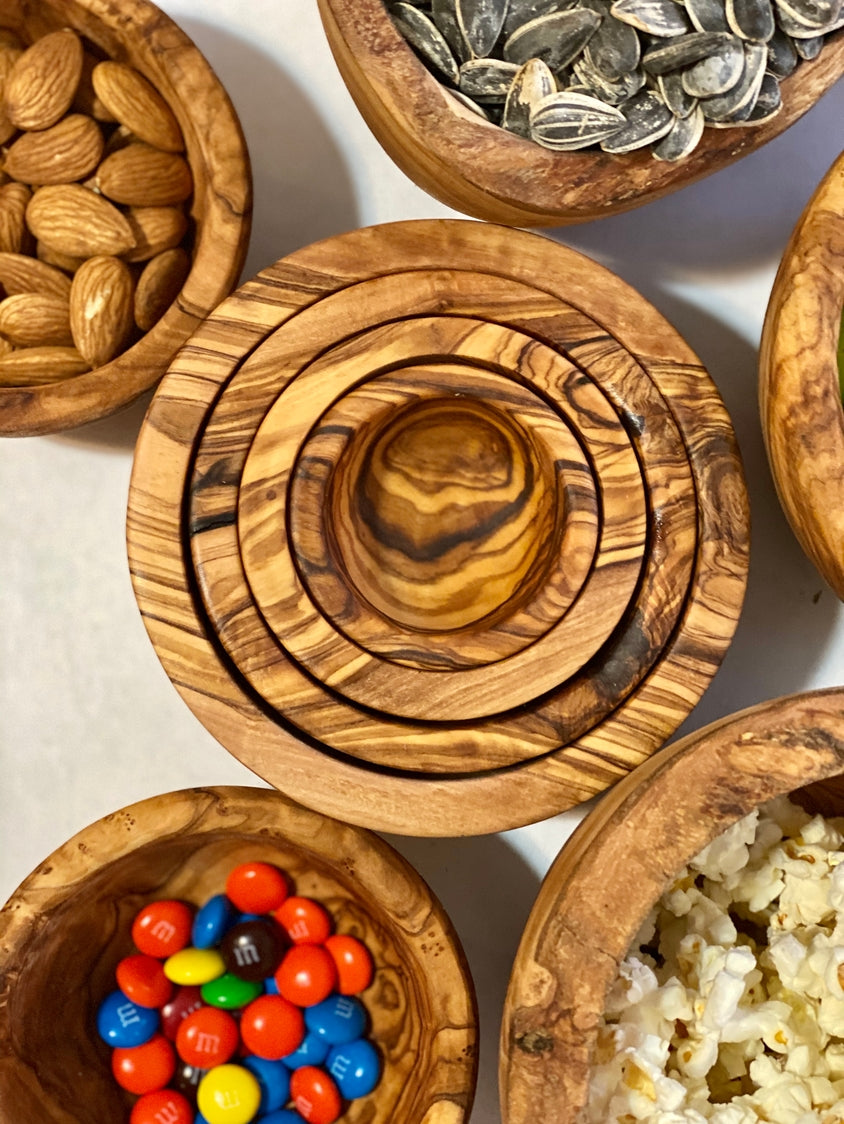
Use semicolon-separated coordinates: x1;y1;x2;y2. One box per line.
529;89;626;147
726;0;776;36
432;0;473;60
748;68;783;115
583;9;643;74
455;0;511;56
685;0;732;29
775;0;842;27
503;0;579;37
610;0;692;34
658;69;699;113
503;8;602;67
794;31;825;53
574;53;648;98
652;102;705;157
600;88;674;149
447;86;493;115
459;57;522;97
700;39;765;118
642;29;731;71
681;33;745;93
766;26;800;71
502;56;557;133
391;3;461;82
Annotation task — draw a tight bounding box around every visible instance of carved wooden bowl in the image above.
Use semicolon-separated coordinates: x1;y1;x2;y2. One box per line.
126;219;750;837
501;686;844;1124
760;150;844;599
0;785;478;1124
316;0;844;227
0;0;251;438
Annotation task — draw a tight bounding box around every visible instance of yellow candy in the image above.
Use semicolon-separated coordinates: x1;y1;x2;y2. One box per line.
163;946;225;985
197;1064;261;1124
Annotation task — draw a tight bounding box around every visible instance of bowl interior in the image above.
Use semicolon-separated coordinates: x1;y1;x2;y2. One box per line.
0;787;477;1124
0;0;251;436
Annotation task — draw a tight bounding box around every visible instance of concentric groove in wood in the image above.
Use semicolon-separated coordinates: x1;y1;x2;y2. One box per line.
127;220;748;834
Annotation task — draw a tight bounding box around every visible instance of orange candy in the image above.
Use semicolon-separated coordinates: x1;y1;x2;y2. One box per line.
274;897;332;945
132;900;193;959
116;953;174;1009
275;944;338;1008
324;934;374;995
176;1005;239;1068
112;1033;175;1095
225;861;289;914
291;1064;343;1124
130;1088;193;1124
240;994;305;1060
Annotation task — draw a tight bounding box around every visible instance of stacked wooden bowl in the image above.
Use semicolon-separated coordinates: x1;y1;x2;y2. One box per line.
127;219;750;836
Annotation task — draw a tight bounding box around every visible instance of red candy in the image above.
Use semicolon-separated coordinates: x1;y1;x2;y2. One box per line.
324;934;374;995
132;900;193;959
160;985;204;1040
240;994;305;1059
116;953;174;1009
274;897;332;945
130;1089;193;1124
225;861;290;914
291;1065;343;1124
176;1005;239;1068
275;944;338;1008
112;1033;176;1095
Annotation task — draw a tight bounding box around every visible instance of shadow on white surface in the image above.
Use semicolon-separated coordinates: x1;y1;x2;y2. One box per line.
384;831;544;1124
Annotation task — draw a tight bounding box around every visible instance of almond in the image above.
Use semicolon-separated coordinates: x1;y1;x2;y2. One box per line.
36;240;86;274
70;254;135;367
0;345;89;385
26;184;136;257
4;29;84;131
0;181;31;253
0;251;72;299
134;246;190;332
123;205;189;263
95;143;192;207
0;45;23;146
72;51;116;122
92;61;183;153
0;291;72;347
4;113;104;185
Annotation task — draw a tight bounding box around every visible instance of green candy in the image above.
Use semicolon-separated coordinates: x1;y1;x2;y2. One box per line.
201;971;263;1010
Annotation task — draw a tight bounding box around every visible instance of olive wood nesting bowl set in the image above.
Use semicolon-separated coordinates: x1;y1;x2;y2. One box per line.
0;786;478;1123
125;218;749;837
501;685;844;1124
0;0;251;438
316;0;844;227
760;148;844;600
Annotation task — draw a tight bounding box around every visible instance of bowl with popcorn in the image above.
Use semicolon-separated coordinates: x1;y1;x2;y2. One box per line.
501;686;844;1124
0;0;251;437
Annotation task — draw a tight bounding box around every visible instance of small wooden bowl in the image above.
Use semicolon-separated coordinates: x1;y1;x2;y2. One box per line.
0;786;478;1123
317;0;844;227
127;219;749;836
759;150;844;599
500;686;844;1124
0;0;252;438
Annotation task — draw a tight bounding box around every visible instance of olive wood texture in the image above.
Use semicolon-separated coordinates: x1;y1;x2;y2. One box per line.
501;686;844;1124
127;219;749;836
0;786;478;1124
759;150;844;600
0;0;251;437
316;0;844;227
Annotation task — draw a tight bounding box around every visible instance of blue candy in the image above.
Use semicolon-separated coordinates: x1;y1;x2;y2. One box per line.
96;989;159;1047
258;1112;306;1124
281;1030;329;1069
327;1037;381;1098
242;1055;290;1113
191;893;236;950
304;993;367;1045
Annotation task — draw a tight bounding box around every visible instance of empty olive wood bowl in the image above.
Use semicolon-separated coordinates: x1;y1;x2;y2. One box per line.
127;218;749;837
500;685;844;1124
316;0;844;227
0;0;251;438
760;150;844;599
0;786;478;1123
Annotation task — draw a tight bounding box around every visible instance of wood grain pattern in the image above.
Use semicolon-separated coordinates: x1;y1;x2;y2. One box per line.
0;0;251;437
316;0;844;227
127;219;749;834
0;786;478;1124
759;150;844;600
500;687;844;1124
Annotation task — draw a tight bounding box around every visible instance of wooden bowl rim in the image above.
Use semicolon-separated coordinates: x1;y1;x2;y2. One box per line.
317;0;844;226
759;149;844;599
500;685;844;1124
0;0;252;438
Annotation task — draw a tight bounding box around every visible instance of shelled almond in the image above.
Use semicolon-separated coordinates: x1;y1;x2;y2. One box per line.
0;24;194;387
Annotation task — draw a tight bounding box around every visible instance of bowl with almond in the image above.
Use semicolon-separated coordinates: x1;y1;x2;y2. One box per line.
0;0;251;438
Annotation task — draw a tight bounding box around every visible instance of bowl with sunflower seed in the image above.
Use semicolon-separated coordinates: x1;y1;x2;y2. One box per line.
317;0;843;225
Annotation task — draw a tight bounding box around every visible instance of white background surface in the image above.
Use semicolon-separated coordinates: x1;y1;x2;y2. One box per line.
0;2;842;1119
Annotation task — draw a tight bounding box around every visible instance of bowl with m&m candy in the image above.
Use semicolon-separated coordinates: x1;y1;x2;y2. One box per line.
0;787;478;1124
